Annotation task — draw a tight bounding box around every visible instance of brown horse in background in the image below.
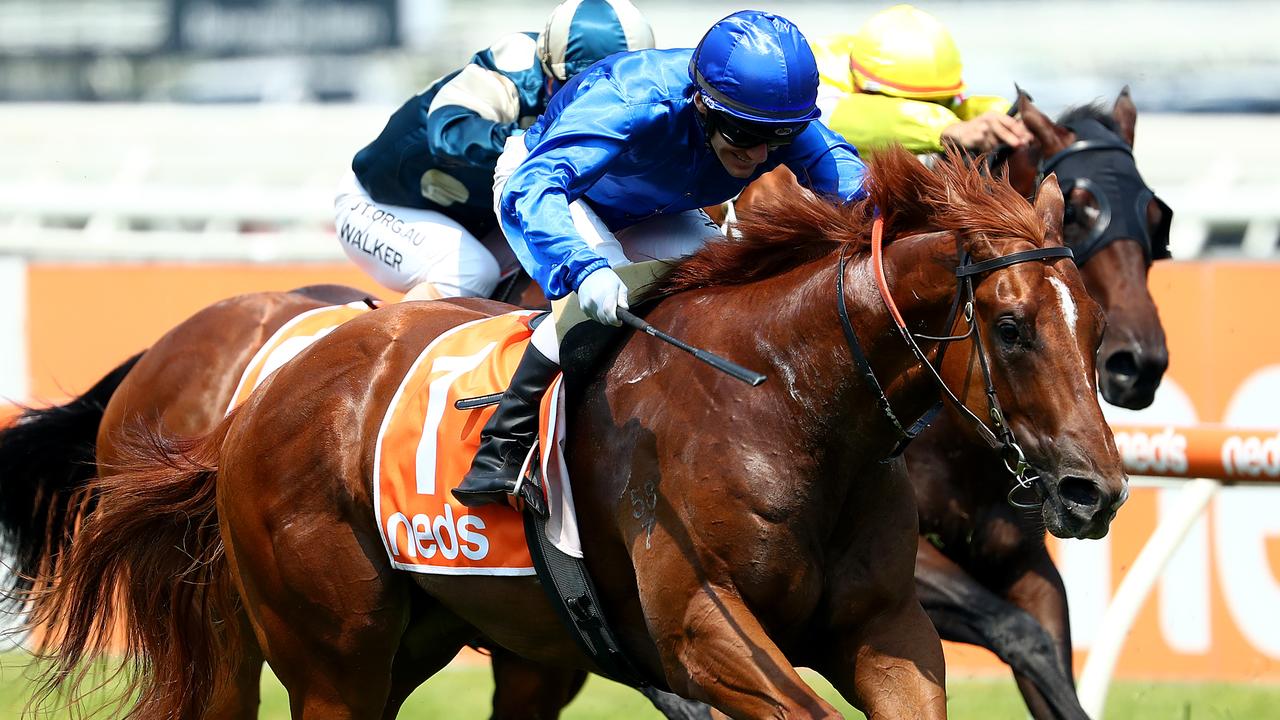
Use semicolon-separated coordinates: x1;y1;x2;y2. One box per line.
0;284;368;614
32;147;1125;719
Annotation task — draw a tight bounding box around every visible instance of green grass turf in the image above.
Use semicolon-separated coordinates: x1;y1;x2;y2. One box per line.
2;654;1278;718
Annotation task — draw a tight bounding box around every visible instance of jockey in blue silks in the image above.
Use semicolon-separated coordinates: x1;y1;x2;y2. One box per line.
334;0;654;301
455;10;870;507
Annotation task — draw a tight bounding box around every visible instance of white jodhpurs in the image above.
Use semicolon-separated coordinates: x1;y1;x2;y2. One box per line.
334;171;519;297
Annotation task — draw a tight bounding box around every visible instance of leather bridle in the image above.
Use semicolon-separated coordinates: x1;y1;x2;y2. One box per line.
836;214;1074;508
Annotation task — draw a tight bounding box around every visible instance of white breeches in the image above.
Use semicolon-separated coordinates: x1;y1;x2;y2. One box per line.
334;171;518;297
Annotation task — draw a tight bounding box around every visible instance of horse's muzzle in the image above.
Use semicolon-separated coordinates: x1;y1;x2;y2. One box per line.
1042;473;1128;539
1099;343;1168;410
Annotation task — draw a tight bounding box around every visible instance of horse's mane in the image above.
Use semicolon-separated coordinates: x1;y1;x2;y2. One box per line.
1057;103;1119;132
662;145;1045;293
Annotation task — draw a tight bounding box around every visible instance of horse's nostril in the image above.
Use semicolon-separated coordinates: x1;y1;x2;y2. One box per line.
1105;351;1139;381
1059;476;1102;508
1139;355;1168;385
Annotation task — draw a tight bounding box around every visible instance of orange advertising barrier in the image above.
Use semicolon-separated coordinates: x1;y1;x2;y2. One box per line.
1113;424;1280;481
24;263;382;402
1001;261;1280;683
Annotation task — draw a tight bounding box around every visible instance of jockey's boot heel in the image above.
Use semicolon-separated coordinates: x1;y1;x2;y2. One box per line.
453;344;560;508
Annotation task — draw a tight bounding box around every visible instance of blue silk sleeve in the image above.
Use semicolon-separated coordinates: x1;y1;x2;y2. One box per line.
499;83;635;299
779;121;869;202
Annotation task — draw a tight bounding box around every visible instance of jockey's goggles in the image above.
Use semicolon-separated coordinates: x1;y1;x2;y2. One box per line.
708;110;807;150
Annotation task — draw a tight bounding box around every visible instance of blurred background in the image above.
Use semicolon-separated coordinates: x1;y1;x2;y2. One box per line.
1;1;1278;718
3;0;1278;267
3;0;1278;109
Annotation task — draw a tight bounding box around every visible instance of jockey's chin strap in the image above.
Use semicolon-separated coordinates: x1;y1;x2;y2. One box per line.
837;213;1073;508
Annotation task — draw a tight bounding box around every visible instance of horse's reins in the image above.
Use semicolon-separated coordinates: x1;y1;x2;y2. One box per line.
837;214;1073;508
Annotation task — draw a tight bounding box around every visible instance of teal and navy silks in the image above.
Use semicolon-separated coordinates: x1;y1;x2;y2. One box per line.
351;1;653;240
499;47;869;300
540;0;654;81
352;32;547;238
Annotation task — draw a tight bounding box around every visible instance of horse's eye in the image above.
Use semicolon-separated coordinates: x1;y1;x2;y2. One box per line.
996;318;1021;345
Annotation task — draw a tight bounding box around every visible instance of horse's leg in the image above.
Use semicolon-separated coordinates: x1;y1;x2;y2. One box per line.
637;687;715;720
221;488;425;719
1002;547;1084;720
916;540;1088;720
815;465;946;720
643;583;843;719
488;645;587;720
822;598;947;720
485;646;714;720
381;594;479;720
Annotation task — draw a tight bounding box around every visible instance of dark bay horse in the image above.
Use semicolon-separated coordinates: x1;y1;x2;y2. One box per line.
33;147;1126;719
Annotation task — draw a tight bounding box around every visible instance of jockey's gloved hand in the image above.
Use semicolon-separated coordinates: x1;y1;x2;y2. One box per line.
577;267;629;326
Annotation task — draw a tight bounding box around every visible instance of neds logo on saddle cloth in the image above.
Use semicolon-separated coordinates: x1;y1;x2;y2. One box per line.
374;310;579;576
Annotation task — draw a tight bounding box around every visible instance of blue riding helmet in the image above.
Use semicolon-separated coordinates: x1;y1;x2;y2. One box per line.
690;11;822;128
539;0;655;83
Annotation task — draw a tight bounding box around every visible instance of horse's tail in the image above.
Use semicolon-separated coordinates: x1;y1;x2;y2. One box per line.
0;351;142;606
28;415;241;720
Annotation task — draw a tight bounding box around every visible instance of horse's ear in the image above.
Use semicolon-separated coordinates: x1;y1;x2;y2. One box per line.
1034;173;1065;246
1112;86;1137;147
1019;97;1071;156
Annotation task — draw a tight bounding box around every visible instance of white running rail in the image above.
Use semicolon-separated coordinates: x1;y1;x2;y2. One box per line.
1;106;1278;261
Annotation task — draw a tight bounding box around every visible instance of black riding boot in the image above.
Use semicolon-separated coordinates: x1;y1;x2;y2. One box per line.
453;344;561;507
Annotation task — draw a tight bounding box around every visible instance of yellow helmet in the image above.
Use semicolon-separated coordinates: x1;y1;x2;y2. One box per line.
849;4;965;101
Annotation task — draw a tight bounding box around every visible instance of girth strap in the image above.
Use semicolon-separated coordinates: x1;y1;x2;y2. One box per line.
520;449;650;689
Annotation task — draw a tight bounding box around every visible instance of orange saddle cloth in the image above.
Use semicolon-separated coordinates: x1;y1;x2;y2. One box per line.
374;310;579;576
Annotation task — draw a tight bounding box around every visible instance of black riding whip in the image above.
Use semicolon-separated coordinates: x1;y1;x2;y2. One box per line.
617;308;766;386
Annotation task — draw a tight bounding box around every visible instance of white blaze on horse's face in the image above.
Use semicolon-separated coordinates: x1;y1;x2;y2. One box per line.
1048;276;1078;342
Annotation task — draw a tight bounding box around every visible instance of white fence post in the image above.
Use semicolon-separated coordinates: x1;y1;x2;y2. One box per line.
1075;477;1221;718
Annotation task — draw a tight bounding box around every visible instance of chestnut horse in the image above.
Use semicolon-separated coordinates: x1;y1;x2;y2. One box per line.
714;90;1167;720
33;147;1126;719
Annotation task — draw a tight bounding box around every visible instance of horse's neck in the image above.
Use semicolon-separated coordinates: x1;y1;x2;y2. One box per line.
720;232;963;448
859;230;963;409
